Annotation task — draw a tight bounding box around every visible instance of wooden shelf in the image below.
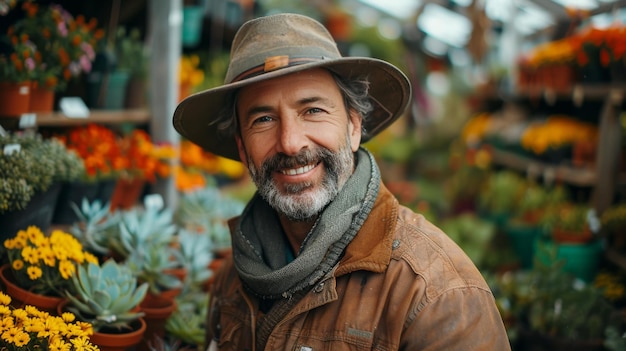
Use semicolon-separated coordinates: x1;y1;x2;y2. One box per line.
0;109;150;129
515;84;626;104
490;148;597;186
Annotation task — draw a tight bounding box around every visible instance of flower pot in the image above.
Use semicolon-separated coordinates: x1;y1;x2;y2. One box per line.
52;180;101;225
29;84;55;113
182;6;204;47
504;222;543;269
87;70;131;110
0;264;65;313
138;294;177;351
0;81;30;117
0;182;62;242
90;317;147;351
110;177;146;211
553;227;594;244
125;77;147;108
534;239;603;283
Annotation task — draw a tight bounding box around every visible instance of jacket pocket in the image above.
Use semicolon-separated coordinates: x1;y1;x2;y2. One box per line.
216;316;244;350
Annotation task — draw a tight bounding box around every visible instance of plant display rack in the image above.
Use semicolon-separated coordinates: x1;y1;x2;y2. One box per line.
487;83;625;268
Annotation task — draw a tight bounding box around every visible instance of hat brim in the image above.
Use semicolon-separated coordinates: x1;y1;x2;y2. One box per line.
173;57;412;161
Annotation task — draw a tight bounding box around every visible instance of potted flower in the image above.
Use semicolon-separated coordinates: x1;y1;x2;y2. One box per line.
178;54;204;102
495;248;622;350
504;184;569;269
114;26;149;108
62;259;148;350
0;226;99;312
52;123;124;223
0;291;98;351
477;170;526;228
537;202;603;282
109;129;175;210
8;2;104;111
0;34;37;116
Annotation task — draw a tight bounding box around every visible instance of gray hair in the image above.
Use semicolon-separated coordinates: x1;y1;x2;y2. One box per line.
212;71;373;138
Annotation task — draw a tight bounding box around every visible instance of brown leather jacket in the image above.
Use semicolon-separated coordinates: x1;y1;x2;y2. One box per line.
206;183;511;350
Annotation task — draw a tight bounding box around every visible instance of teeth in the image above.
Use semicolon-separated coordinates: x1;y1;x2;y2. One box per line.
282;164;315;175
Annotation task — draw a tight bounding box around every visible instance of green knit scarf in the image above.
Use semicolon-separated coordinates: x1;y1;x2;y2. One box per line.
232;148;380;299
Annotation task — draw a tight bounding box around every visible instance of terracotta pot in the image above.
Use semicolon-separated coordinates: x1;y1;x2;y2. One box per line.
0;81;30;117
0;264;64;313
138;294;177;351
109;177;146;211
29;84;55;113
553;227;593;244
143;287;181;305
90;318;147;351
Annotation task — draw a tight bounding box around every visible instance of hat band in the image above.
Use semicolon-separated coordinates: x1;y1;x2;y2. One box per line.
231;56;327;83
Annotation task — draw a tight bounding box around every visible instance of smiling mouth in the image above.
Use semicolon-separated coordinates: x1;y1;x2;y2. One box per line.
280;163;317;175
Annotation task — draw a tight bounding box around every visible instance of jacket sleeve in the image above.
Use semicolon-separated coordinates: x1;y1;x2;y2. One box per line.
401;286;512;351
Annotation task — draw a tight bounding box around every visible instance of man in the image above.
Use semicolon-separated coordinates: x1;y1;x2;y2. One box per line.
173;13;511;351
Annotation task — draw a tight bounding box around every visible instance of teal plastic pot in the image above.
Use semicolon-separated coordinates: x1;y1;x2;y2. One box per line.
504;223;542;269
557;240;603;283
87;70;130;109
535;239;603;283
182;6;204;47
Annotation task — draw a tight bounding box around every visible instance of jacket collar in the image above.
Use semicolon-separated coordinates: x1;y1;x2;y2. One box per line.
336;181;398;276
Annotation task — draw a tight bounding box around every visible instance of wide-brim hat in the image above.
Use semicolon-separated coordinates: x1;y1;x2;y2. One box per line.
173;13;412;161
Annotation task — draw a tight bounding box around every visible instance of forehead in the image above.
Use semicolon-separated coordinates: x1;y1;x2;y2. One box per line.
236;68;340;103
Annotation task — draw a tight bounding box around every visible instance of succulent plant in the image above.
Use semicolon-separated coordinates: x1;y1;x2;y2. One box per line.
171;228;214;291
125;240;182;295
174;186;244;251
166;290;209;348
111;200;178;260
146;336;196;351
64;259;149;332
70;198;120;255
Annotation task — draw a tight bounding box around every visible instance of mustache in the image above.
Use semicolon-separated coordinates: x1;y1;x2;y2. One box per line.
262;148;332;173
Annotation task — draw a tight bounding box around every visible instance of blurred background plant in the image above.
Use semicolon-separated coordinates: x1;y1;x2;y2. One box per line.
9;1;104;91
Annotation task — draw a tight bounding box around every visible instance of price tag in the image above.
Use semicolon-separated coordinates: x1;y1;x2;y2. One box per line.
3;143;21;155
144;194;164;210
18;113;36;128
59;97;90;118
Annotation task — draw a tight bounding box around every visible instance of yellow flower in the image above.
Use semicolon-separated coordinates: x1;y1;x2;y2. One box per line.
21;246;39;264
4;226;100;296
26;266;42;280
11;259;24;270
0;292;11;306
3;327;30;347
0;293;98;350
58;260;76;280
25;226;46;246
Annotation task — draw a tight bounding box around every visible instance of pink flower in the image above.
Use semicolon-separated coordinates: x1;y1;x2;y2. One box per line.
81;42;95;60
25;57;36;71
57;21;68;37
79;55;92;73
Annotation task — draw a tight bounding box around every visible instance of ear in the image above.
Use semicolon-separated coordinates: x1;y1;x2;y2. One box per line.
348;110;362;152
235;136;249;167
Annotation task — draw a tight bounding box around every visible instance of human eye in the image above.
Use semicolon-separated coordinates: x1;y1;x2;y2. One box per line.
305;107;325;115
251;115;274;125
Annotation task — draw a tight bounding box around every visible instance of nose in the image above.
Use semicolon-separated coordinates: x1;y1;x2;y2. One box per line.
276;116;308;156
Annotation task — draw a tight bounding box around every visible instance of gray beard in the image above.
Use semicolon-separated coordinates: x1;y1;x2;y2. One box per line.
246;137;355;221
